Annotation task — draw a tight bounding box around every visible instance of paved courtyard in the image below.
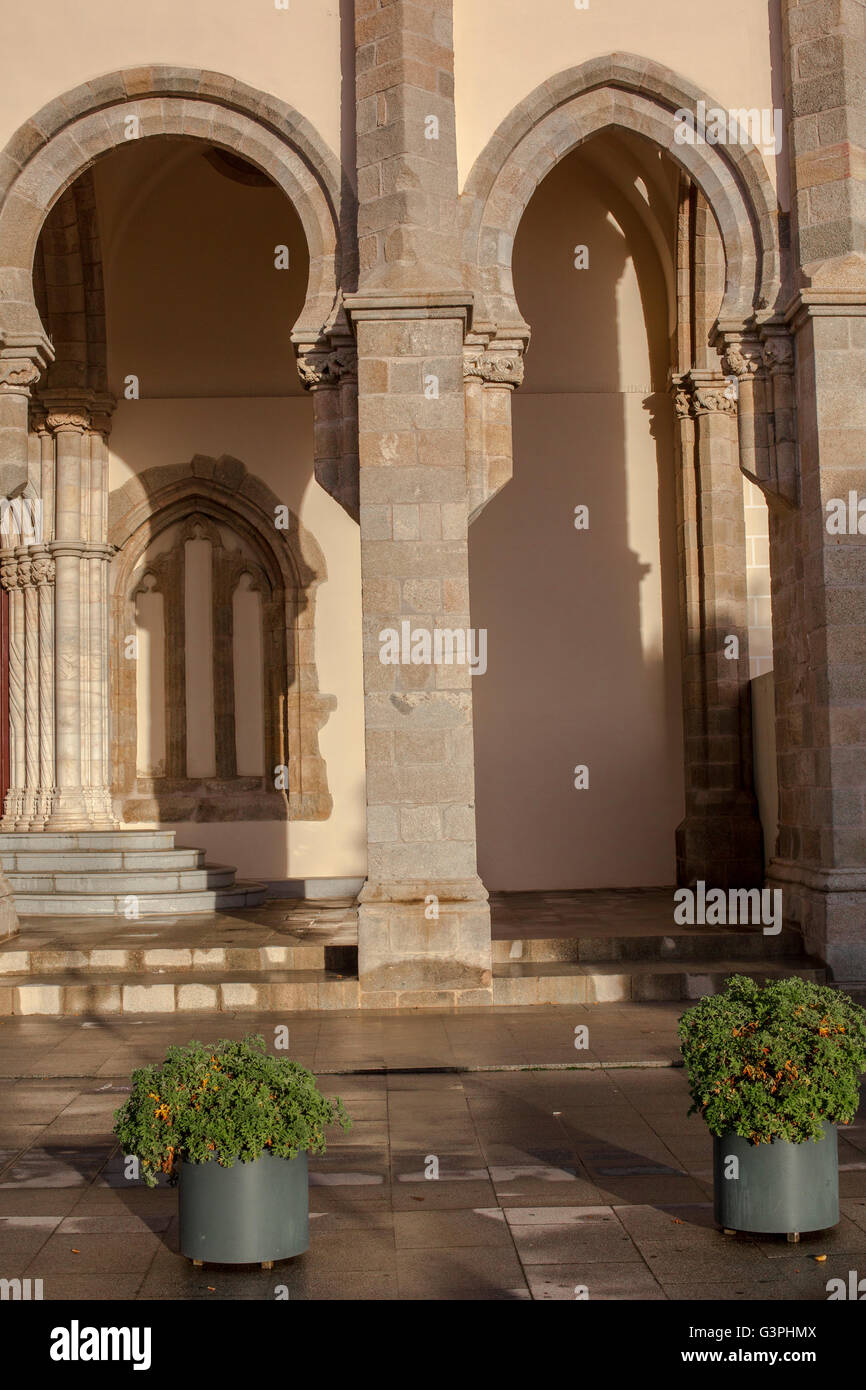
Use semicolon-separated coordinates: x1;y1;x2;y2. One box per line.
0;1005;864;1301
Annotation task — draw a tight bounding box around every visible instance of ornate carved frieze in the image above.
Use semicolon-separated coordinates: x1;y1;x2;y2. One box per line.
0;552;57;591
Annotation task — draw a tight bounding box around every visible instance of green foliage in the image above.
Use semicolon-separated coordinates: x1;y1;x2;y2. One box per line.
678;975;866;1144
113;1033;351;1187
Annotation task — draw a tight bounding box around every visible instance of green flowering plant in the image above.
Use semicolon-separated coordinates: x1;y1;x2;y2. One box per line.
678;975;866;1144
113;1033;351;1187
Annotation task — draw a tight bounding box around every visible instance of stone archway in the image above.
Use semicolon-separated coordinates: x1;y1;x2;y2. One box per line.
0;68;348;833
460;52;782;339
0;66;344;358
459;54;786;891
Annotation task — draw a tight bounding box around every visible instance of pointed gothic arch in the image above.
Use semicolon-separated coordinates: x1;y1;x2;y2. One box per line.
460;52;783;337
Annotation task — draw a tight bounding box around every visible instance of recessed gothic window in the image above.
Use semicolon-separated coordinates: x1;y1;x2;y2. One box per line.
110;458;334;824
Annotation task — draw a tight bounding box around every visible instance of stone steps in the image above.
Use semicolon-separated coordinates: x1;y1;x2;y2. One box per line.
0;941;327;975
0;956;827;1015
0;829;267;916
0;969;360;1016
491;957;827;1006
8;863;238;895
2;849;206;872
10;882;268;916
0;880;827;1014
0;830;177;852
491;925;805;964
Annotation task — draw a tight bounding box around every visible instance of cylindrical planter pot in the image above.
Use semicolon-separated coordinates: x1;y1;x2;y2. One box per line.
179;1150;309;1264
713;1123;838;1235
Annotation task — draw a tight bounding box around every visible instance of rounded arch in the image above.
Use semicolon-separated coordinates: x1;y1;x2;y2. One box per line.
460;52;782;331
0;66;344;355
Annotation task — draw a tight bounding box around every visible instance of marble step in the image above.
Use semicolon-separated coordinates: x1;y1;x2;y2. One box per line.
0;830;178;852
492;958;827;1006
1;848;206;872
9;880;268;916
7;863;238;895
491;925;807;964
0;968;360;1015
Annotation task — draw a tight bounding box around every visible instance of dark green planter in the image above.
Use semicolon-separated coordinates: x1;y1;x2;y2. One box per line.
713;1123;838;1236
179;1150;309;1265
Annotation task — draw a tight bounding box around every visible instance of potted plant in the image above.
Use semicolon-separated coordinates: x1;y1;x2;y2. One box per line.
678;975;866;1240
113;1033;351;1267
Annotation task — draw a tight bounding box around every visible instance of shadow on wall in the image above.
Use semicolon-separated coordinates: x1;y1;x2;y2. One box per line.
469;139;685;891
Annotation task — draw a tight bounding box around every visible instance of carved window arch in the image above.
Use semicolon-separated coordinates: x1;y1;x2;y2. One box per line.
109;458;334;824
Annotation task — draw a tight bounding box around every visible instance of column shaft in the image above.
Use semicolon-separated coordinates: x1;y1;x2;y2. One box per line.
673;372;764;886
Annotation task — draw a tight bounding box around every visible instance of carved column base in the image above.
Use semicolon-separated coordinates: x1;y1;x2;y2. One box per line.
83;787;118;828
357;877;493;1008
44;787;93;830
14;790;40;831
1;790;24;831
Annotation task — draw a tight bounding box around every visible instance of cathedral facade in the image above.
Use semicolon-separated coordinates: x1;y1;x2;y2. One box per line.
0;0;863;1007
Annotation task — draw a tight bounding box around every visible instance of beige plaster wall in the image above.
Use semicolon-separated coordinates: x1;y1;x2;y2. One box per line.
0;0;342;161
454;0;785;199
469;143;685;889
99;138;365;881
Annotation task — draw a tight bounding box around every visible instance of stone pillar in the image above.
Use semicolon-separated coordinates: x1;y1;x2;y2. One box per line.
671;370;764;887
347;0;492;1006
46;408;89;827
766;0;866;976
1;556;25;828
85;408;116;826
43;400;116;828
18;553;39;825
297;343;359;520
0;345;50;937
463;340;526;520
33;547;55;826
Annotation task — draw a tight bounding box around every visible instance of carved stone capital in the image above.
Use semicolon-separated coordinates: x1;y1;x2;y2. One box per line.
761;335;794;374
30;552;55;586
692;386;737;416
672;372;738;418
0;557;19;591
723;340;763;377
45;409;91;434
296;344;357;389
463;351;525;388
0;359;41;392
